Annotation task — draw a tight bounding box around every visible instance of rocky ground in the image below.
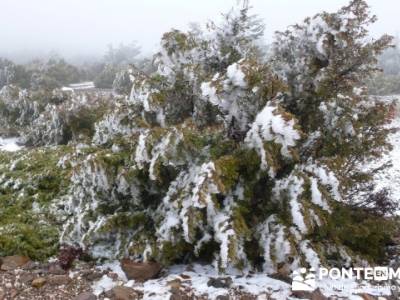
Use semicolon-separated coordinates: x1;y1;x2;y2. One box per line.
0;255;397;300
0;256;100;300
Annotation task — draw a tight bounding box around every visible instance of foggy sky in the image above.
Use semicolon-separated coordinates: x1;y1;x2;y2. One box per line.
0;0;398;62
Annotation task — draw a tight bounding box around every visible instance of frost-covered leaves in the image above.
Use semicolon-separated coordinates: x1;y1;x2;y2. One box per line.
1;0;395;273
200;59;285;135
272;0;394;207
0;86;115;145
56;0;397;272
245;102;300;173
273;0;392;101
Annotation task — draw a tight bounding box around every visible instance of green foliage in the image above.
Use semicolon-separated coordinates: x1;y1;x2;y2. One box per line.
0;147;72;260
94;64;119;89
313;203;397;263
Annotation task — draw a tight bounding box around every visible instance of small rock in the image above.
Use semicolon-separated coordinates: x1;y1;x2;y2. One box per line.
0;289;5;300
84;271;104;281
120;259;162;282
48;274;71;286
74;292;97;300
179;274;191;280
31;277;46;288
167;279;182;290
19;272;35;284
207;277;233;289
0;256;31;271
292;290;312;299
169;287;192;300
109;286;138;300
48;262;67;275
108;272;119;280
277;262;291;277
311;289;328;300
216;296;230;300
358;294;378;300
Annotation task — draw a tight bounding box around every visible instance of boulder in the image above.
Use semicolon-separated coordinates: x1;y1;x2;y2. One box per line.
48;262;67;275
120;259;161;282
109;286;139;300
19;272;36;284
0;255;31;271
170;287;193;300
84;271;104;281
207;277;233;289
167;279;182;290
31;277;46;288
358;294;379;300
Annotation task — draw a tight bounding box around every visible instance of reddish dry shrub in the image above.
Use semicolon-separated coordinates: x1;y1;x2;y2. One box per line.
58;244;83;270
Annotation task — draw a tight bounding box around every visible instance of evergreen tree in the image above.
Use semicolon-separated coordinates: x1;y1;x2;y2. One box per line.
272;0;394;208
0;58;16;89
94;42;141;89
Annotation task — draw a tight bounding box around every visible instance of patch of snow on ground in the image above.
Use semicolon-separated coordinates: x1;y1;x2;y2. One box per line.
97;261;128;281
92;274;118;296
102;263;392;299
0;137;23;152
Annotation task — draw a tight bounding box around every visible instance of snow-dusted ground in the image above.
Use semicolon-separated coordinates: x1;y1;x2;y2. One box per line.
0;137;23;152
90;262;392;300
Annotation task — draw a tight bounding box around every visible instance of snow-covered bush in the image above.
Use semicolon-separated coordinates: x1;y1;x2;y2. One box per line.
0;0;395;273
0;86;114;145
0;58;16;89
58;0;396;272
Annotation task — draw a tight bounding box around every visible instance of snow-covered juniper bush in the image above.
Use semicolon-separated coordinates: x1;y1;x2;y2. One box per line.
0;0;398;272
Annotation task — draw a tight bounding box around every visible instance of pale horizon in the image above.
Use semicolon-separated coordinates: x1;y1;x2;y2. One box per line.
0;0;398;63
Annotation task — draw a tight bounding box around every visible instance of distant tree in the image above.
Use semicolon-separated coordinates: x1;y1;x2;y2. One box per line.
367;37;400;95
94;64;119;89
13;64;32;89
378;36;400;76
94;42;140;89
30;57;84;90
104;42;141;66
0;58;16;88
